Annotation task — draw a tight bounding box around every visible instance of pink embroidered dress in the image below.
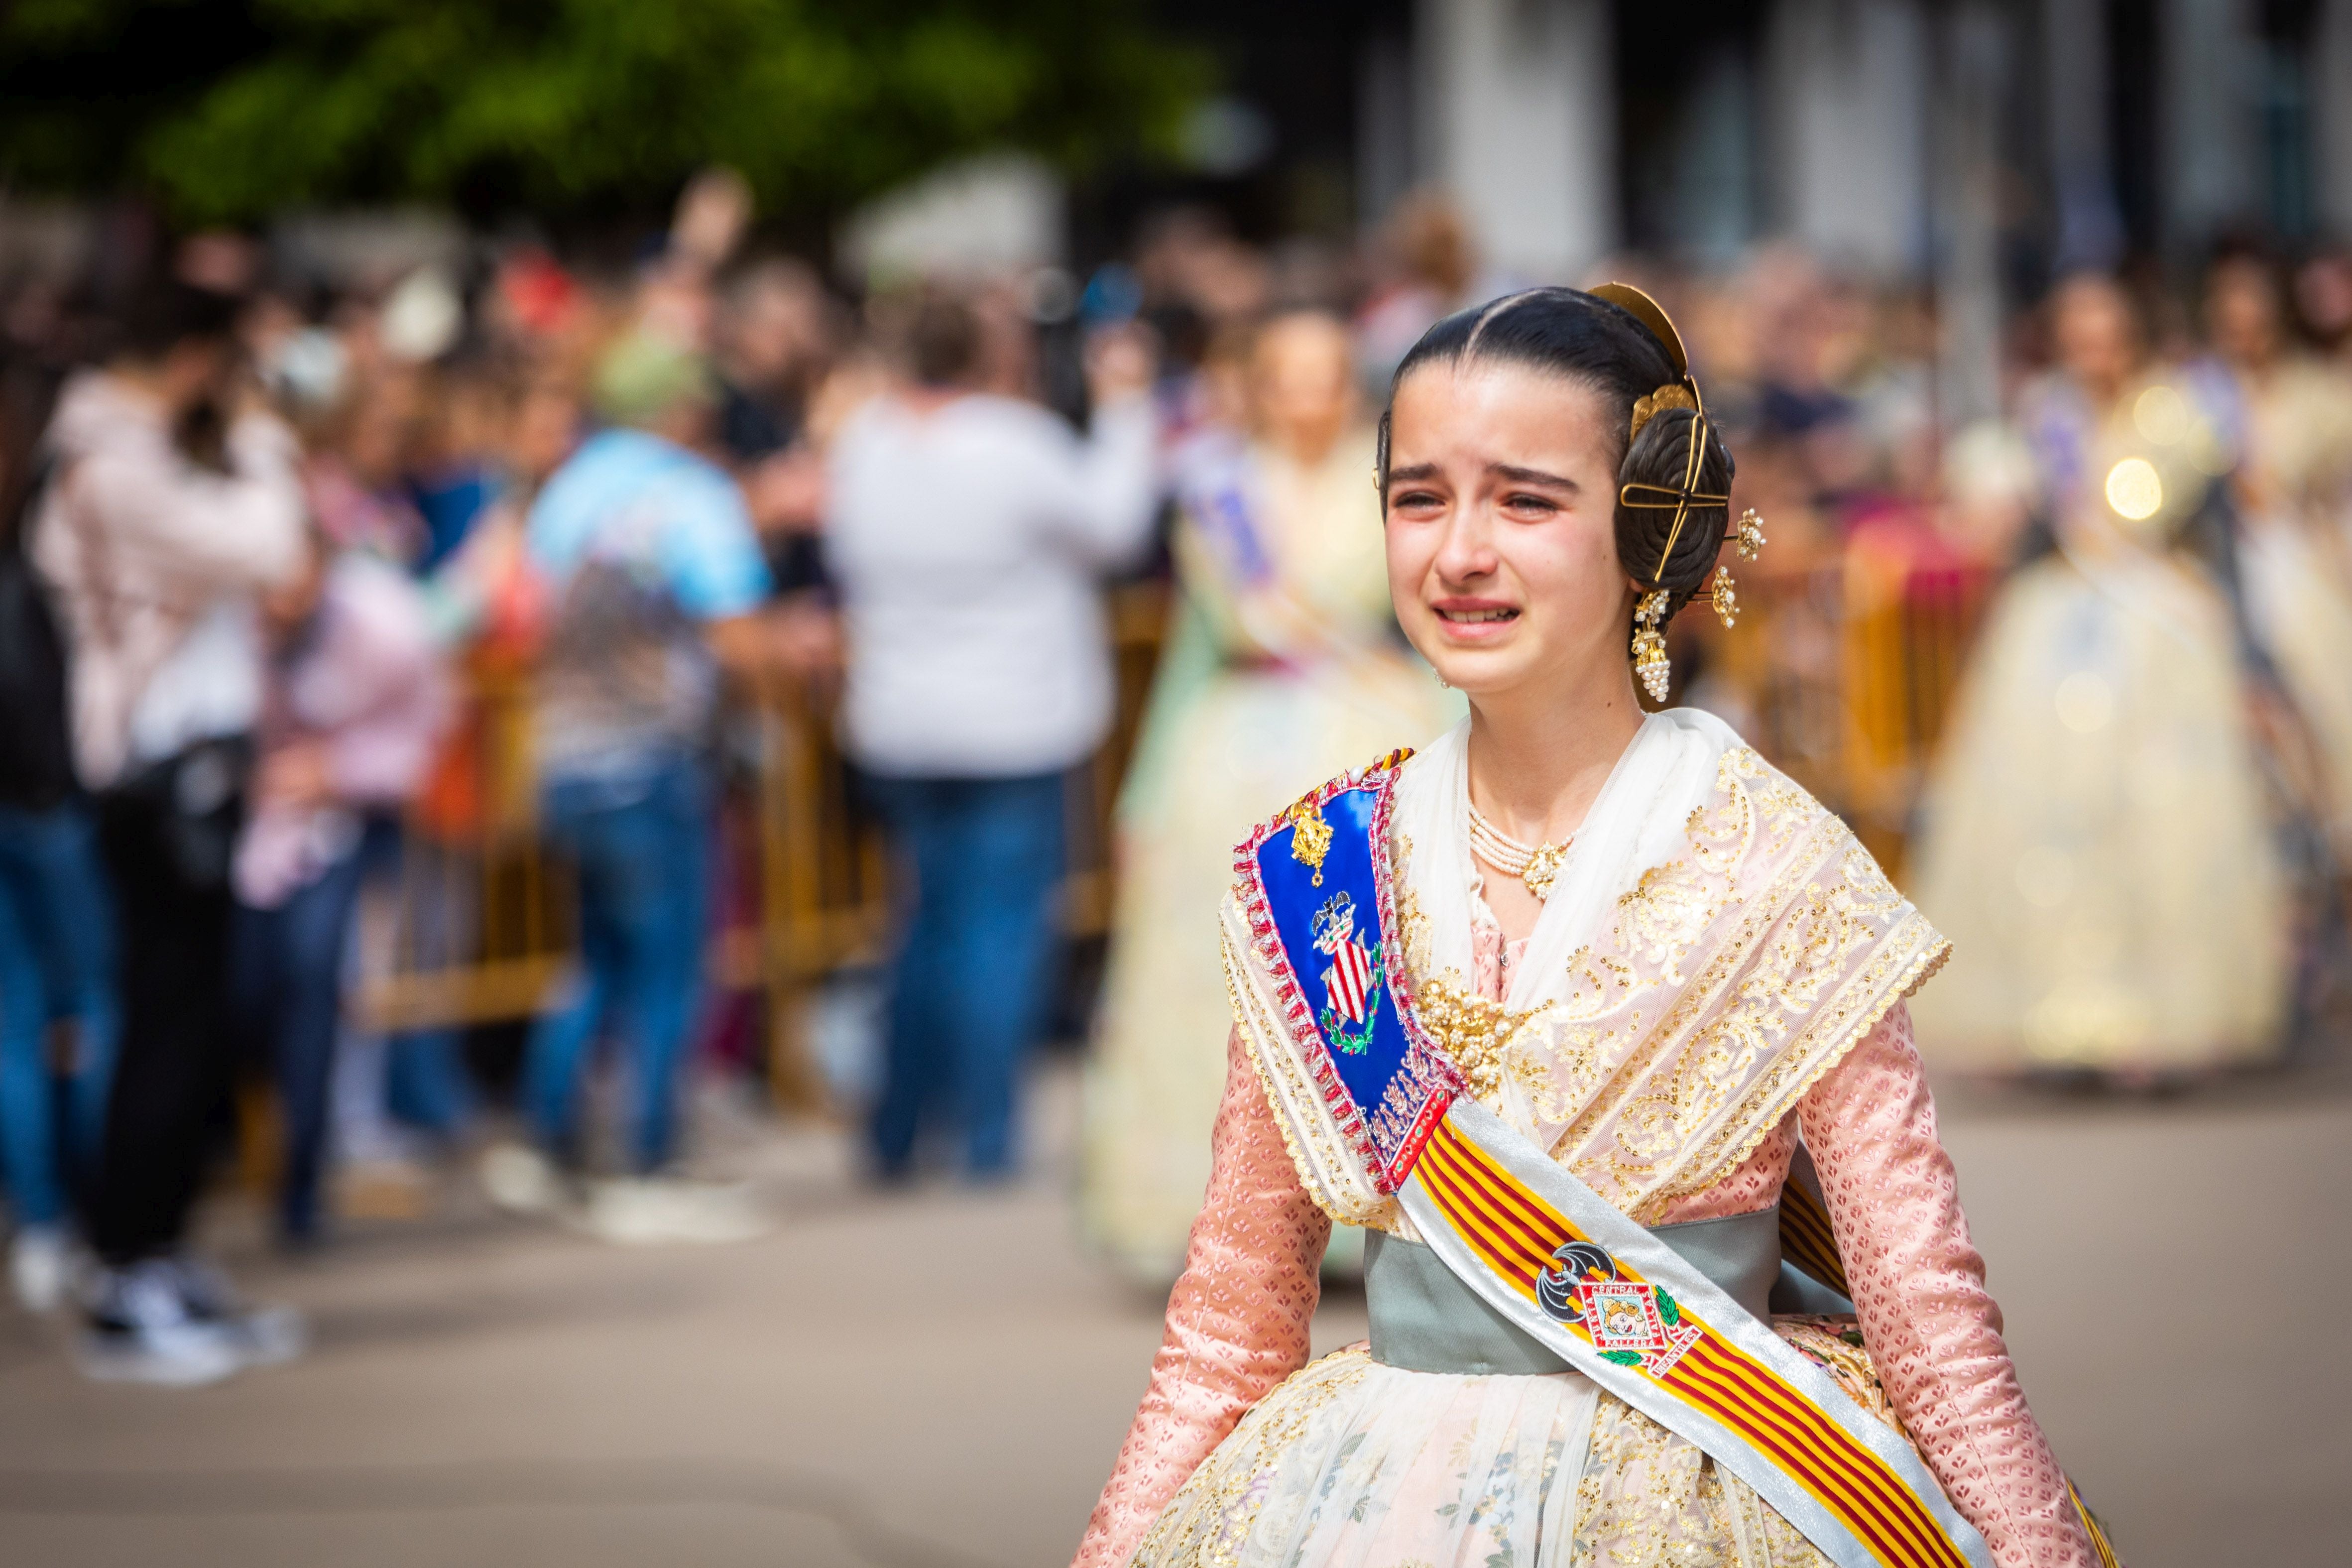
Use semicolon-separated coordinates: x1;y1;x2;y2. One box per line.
1072;716;2098;1568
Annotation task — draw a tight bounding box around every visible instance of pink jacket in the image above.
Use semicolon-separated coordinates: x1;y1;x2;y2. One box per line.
1073;1001;2094;1568
31;371;307;789
234;553;451;908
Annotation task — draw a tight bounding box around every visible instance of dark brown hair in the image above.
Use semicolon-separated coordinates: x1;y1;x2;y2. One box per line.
905;289;981;388
1377;287;1734;619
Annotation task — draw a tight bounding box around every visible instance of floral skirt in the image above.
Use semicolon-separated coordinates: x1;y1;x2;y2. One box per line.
1131;1319;1901;1568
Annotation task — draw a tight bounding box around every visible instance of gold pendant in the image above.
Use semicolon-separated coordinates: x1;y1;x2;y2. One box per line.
1631;588;1672;704
1522;841;1569;901
1289;802;1333;886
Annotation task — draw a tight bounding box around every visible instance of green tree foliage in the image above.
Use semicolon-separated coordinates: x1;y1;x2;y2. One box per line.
0;0;1207;223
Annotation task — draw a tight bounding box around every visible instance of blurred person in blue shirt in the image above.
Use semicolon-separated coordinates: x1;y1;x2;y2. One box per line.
486;333;777;1244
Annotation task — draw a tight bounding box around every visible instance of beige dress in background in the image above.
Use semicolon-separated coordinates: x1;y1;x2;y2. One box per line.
2227;356;2352;857
1909;381;2292;1073
1078;430;1455;1282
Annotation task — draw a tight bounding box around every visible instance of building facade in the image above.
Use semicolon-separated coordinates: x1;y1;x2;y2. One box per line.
1163;1;2352;276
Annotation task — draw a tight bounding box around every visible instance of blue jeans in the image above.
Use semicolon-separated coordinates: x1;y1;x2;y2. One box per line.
525;759;711;1174
366;827;474;1141
229;819;386;1243
863;772;1066;1179
0;801;119;1229
386;1030;473;1136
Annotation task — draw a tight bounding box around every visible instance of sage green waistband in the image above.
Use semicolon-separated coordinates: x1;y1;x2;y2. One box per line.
1364;1206;1802;1377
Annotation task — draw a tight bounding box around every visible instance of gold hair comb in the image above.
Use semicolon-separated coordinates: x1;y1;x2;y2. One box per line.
1630;383;1698;440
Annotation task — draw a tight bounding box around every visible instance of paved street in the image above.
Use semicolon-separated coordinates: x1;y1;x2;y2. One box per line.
0;1060;2345;1568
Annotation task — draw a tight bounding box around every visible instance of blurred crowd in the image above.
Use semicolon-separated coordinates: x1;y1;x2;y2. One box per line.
5;171;2352;1376
0;174;859;1385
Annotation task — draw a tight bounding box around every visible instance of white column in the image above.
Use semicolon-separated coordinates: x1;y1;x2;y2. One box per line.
2316;0;2352;238
1419;0;1616;283
1357;28;1417;233
1937;3;2009;429
2160;0;2262;248
1764;0;1932;275
2042;0;2124;269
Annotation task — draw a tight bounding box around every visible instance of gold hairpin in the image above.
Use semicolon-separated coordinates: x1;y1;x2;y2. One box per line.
1619;413;1728;584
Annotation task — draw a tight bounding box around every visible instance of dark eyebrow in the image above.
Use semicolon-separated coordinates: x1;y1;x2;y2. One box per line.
1492;463;1580;492
1386;461;1442;484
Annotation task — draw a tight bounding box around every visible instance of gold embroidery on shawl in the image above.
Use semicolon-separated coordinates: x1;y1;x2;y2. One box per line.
1616;861;1713;984
1225;741;1949;1234
1389;830;1435;983
1501;747;1951;1222
1652;927;1946;1212
1520;758;1756;1140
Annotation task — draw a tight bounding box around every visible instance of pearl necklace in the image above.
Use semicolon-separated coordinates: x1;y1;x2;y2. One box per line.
1466;799;1572;901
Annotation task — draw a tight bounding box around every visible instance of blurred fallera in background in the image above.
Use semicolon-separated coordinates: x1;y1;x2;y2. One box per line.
0;2;2347;1565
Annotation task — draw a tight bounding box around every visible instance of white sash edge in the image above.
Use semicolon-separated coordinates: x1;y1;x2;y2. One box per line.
1398;1096;1996;1568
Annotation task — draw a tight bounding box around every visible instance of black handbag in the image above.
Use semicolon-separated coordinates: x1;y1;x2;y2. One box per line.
107;735;251;892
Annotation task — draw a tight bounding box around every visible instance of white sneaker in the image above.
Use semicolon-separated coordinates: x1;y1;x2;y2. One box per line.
11;1227;70;1314
76;1262;244;1387
481;1142;568;1215
582;1177;768;1246
165;1257;306;1368
226;1302;308;1367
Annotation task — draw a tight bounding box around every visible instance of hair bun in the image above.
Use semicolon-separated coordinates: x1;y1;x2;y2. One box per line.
1616;406;1735;618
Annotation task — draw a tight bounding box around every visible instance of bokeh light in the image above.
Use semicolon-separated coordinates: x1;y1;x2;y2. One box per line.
2104;456;2164;521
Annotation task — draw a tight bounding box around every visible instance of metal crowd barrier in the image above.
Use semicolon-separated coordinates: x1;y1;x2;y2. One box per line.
351;551;1991;1111
351;582;1173;1113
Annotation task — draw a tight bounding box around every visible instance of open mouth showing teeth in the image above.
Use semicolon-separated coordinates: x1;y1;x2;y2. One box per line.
1436;608;1519;623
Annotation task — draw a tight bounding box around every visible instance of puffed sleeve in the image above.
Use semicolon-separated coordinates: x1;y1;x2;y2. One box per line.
1799;1001;2095;1568
1070;1028;1331;1567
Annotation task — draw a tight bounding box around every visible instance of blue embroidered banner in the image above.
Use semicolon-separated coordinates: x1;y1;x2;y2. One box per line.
1247;772;1456;1189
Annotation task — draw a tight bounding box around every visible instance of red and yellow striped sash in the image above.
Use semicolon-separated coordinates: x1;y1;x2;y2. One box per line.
1414;1116;1975;1568
1778;1173;1852;1300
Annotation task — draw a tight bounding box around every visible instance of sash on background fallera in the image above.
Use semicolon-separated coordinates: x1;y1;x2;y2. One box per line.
1222;737;2123;1568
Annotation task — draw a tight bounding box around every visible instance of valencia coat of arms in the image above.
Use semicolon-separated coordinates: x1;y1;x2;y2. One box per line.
1310;891;1384;1055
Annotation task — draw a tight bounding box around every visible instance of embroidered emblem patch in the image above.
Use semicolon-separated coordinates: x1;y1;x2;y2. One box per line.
1579;1282;1701;1376
1309;891;1384;1055
1535;1239;1702;1377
